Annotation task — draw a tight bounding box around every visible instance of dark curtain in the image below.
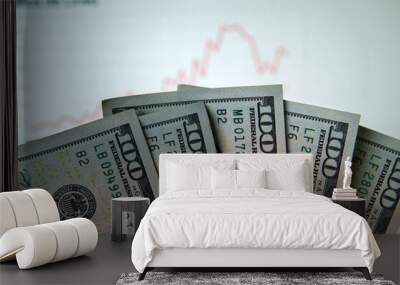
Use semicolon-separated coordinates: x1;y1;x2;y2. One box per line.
0;0;18;192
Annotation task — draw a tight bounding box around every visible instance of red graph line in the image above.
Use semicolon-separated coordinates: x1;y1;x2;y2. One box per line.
161;23;287;90
32;23;287;133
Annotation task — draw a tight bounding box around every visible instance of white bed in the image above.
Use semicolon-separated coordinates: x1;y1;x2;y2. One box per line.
131;154;380;280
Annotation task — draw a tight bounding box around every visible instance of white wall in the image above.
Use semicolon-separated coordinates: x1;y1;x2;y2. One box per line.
17;0;400;143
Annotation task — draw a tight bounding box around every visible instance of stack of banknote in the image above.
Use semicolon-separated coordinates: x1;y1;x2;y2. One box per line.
18;84;399;234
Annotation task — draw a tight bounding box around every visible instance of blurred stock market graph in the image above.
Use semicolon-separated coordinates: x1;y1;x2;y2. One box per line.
17;0;400;142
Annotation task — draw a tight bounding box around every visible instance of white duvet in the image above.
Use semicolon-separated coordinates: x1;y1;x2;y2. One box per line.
131;190;380;273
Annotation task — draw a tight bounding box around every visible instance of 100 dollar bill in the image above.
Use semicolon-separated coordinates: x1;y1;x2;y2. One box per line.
138;102;217;167
18;110;158;233
285;101;360;196
352;126;400;234
177;86;286;153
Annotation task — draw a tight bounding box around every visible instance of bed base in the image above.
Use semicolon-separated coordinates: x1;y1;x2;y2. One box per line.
138;267;371;281
138;248;372;281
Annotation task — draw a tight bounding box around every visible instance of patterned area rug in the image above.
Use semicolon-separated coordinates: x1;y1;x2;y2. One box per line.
116;271;396;285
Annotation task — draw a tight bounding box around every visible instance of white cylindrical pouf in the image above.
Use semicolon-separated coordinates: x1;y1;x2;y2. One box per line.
18;226;57;269
1;192;39;227
0;226;57;269
0;196;17;237
42;221;79;262
24;189;60;224
65;218;98;257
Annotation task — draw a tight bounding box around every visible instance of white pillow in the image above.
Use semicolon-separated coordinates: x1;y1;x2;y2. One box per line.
237;159;309;191
167;162;211;191
211;168;236;190
236;169;267;189
211;169;267;190
265;162;307;191
166;159;236;192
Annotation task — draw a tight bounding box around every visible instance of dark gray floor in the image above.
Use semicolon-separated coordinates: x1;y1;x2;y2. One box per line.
374;234;400;284
1;234;398;285
0;235;133;285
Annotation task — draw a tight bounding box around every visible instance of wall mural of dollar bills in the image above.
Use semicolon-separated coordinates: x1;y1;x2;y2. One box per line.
18;84;399;234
